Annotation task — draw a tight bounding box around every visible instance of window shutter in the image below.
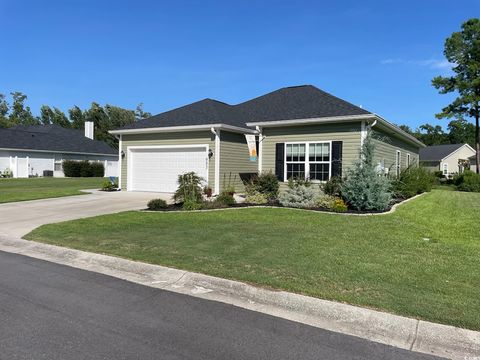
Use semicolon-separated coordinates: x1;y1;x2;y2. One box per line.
275;143;285;181
331;141;343;178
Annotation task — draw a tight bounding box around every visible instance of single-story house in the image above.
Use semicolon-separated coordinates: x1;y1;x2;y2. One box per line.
0;122;118;178
110;85;425;194
419;143;476;176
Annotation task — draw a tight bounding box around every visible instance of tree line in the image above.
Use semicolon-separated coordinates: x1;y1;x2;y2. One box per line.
398;118;476;147
0;92;151;148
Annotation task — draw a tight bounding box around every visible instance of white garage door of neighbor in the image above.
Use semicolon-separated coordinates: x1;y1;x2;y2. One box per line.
129;146;208;192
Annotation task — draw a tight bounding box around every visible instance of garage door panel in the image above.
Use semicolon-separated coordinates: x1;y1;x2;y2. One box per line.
129;147;208;192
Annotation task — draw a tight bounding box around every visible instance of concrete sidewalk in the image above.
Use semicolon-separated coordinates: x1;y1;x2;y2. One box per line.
0;236;478;360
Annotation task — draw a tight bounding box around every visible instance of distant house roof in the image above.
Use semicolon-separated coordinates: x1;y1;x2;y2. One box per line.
419;144;466;161
118;85;372;130
0;125;117;156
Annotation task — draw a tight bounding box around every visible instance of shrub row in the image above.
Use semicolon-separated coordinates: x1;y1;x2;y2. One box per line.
63;160;104;177
454;170;480;192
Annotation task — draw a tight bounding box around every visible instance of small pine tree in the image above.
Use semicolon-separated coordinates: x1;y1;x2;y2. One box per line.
341;132;393;211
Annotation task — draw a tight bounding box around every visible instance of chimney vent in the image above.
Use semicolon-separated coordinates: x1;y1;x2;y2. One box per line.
85;121;94;140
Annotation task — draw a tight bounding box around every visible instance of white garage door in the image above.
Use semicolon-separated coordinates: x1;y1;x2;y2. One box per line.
129;146;208;192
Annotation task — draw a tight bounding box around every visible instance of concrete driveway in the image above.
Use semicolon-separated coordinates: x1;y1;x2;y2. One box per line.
0;190;172;238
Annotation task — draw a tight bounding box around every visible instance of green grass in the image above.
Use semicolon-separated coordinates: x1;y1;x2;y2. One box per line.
0;177;106;203
25;190;480;330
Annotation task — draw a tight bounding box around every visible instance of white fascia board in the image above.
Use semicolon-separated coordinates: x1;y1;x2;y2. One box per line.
109;123;256;135
245;114;375;127
0;147;118;157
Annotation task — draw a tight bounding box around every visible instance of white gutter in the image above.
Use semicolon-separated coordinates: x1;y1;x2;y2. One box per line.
110;123;256;135
372;114;425;148
117;134;122;190
256;126;263;173
210;127;221;195
0;147;118;157
247;113;425;148
246;114;375;127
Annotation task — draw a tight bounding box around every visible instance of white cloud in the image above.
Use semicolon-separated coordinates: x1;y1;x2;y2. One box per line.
380;58;455;70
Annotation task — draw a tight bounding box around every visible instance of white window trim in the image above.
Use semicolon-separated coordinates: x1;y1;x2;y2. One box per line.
126;144;210;192
395;150;401;177
406;153;411;167
442;163;448;175
284;141;332;182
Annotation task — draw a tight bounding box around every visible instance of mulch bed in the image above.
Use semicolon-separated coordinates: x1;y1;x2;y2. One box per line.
144;197;407;214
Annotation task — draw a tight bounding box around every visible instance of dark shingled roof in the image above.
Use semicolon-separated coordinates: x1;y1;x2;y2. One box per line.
119;85;371;130
0;125;117;155
419;144;465;161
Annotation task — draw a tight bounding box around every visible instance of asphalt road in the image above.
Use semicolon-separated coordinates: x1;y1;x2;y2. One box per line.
0;251;443;360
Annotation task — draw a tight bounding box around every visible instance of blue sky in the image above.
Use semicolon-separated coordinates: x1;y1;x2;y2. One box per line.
0;0;478;129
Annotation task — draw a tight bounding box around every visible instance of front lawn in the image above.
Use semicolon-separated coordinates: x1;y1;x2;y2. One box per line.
25;190;480;330
0;177;106;203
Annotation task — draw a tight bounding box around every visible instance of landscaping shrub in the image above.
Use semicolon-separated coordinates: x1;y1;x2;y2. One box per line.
101;179;118;191
433;170;444;179
279;184;317;208
90;162;105;177
215;191;236;206
454;170;480;192
63;160;104;177
393;166;436;199
246;171;279;201
331;198;348;213
245;192;269;205
174;172;204;204
315;194;336;209
147;198;168;210
341;132;393;211
322;176;343;197
1;168;13;178
287;176;312;188
203;186;213;198
62;160;81;177
183;198;203;211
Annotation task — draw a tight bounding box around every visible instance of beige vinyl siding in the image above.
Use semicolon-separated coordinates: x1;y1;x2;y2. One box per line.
371;128;420;174
120;131;215;191
219;131;257;192
261;123;362;189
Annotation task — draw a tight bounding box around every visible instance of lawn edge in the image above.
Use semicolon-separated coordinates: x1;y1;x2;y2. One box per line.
1;235;477;360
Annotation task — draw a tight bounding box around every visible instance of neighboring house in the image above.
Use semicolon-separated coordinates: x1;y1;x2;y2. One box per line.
110;85;424;194
419;143;476;176
0;122;118;178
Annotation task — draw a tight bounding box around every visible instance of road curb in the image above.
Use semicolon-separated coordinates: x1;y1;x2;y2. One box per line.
0;235;478;359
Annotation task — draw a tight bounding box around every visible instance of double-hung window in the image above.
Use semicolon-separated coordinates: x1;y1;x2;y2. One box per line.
285;143;306;179
285;142;331;181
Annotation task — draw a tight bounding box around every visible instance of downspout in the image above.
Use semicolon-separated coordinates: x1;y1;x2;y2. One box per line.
255;126;263;173
115;134;122;190
211;127;221;195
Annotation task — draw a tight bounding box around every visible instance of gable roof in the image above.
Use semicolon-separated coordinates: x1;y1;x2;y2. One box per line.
118;85;371;130
419;144;466;161
0;125;117;156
